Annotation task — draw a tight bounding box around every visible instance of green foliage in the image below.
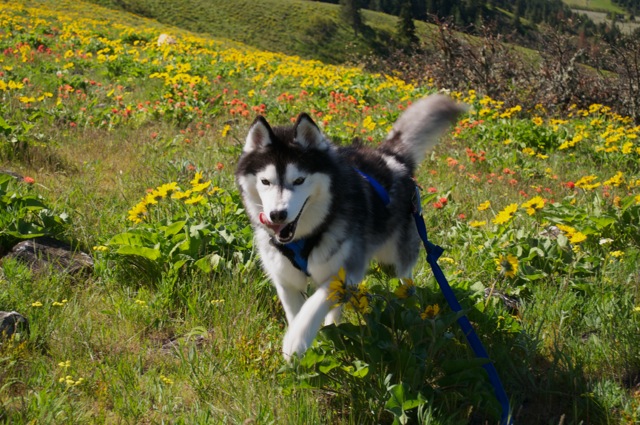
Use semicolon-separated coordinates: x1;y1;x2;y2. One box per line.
0;173;70;253
104;175;253;283
283;278;502;423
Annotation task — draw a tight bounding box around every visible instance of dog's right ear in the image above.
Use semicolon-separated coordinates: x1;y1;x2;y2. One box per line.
244;116;274;153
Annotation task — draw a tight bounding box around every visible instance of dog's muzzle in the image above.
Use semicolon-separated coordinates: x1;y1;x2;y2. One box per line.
259;198;308;243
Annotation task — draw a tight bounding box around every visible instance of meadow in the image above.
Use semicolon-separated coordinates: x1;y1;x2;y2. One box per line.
1;1;639;424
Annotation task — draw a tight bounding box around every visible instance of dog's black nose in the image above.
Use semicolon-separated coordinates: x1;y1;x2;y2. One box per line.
270;210;287;223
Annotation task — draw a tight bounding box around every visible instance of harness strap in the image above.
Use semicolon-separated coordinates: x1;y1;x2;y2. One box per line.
412;186;512;425
354;168;390;206
281;239;310;276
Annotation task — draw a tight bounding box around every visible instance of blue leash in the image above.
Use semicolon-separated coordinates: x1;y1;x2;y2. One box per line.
412;185;512;425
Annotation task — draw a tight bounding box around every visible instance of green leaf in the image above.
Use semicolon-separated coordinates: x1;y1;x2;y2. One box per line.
589;216;616;230
385;383;427;424
318;357;341;374
300;348;326;368
115;245;161;260
218;228;235;244
194;254;221;273
163;220;186;237
109;231;157;247
0;116;13;135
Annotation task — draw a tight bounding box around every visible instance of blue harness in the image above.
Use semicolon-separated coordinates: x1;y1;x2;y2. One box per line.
277;170;512;424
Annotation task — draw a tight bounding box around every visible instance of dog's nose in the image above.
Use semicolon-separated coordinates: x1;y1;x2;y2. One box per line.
269;210;287;223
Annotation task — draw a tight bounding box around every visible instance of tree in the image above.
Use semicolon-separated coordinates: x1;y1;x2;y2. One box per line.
396;0;419;49
340;0;365;35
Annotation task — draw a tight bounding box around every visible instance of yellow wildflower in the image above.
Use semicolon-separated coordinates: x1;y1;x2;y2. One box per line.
191;180;211;193
492;203;518;225
190;171;204;186
171;190;192;200
603;171;624;187
395;278;416;299
495;254;518;278
328;268;347;305
154;182;179;198
420;304;440;319
327;268;371;314
477;201;491;211
575;175;600;191
127;201;147;223
185;194;205;205
521;196;545;215
469;220;486;228
556;224;587;244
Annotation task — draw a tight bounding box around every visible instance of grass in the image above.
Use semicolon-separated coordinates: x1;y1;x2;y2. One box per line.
86;0;437;64
561;0;627;14
1;0;640;424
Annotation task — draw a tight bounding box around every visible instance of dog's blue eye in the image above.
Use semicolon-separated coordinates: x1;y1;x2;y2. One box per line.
293;177;305;185
261;179;270;186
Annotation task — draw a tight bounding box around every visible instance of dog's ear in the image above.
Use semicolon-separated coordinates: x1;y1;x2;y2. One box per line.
244;116;274;153
294;113;329;150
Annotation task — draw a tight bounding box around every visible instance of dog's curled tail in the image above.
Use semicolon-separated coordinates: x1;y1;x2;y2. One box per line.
381;94;467;172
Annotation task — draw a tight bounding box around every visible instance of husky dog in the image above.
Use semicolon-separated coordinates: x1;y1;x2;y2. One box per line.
236;94;466;359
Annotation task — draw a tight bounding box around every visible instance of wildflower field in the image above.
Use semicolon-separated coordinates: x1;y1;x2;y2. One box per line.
1;1;639;423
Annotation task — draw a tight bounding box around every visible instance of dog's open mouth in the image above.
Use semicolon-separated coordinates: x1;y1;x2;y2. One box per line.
260;198;308;244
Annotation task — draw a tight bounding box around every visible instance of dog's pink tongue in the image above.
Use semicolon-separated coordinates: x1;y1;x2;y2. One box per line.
259;212;285;234
259;212;268;225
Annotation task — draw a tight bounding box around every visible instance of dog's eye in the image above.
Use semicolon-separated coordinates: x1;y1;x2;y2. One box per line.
260;179;270;186
293;177;305;186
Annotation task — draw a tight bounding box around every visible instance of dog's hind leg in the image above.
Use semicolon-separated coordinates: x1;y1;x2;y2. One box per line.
324;305;342;326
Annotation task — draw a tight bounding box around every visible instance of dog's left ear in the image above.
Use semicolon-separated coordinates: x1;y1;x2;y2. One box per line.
294;113;329;150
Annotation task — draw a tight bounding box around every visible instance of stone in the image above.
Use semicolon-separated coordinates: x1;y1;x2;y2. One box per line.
0;311;30;340
2;237;93;276
157;34;176;46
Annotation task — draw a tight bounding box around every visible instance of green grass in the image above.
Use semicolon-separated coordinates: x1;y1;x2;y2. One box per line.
86;0;437;64
1;1;640;424
562;0;627;14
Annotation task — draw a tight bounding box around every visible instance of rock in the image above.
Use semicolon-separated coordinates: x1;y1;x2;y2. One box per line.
157;34;176;46
0;311;30;340
2;237;93;276
0;170;23;180
484;287;520;314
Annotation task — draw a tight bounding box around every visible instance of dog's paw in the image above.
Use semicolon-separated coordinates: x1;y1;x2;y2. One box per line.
282;329;309;362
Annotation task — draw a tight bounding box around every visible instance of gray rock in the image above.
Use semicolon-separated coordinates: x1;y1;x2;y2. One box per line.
2;237;93;276
0;311;30;340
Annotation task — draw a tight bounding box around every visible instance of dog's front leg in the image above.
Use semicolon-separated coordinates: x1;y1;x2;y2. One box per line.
274;279;307;325
282;282;333;361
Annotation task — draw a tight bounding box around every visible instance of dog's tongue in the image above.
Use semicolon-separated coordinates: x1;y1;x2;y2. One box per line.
259;212;285;234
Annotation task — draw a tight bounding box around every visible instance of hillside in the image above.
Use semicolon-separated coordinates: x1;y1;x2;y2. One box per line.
86;0;438;64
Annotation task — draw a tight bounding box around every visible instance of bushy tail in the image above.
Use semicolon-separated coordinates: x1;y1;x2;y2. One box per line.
381;94;467;173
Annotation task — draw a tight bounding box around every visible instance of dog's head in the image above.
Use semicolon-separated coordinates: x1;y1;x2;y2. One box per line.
236;114;334;244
